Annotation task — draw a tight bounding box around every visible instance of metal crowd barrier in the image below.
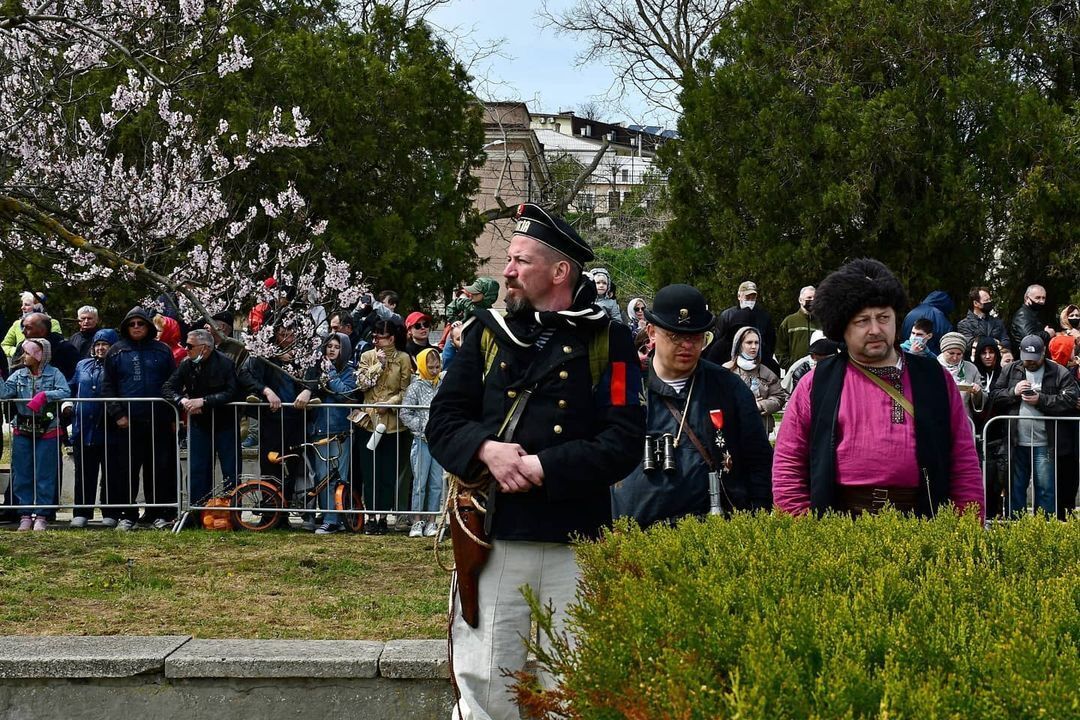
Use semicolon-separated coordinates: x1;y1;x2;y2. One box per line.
180;401;442;531
0;397;183;521
981;414;1080;520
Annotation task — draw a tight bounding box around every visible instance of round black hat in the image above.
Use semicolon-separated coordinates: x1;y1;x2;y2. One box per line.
512;203;593;267
645;284;715;334
814;258;908;341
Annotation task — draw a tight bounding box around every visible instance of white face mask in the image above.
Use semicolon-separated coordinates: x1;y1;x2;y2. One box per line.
736;356;757;371
740;299;756;310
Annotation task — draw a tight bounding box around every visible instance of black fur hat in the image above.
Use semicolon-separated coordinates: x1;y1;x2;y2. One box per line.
814;259;908;341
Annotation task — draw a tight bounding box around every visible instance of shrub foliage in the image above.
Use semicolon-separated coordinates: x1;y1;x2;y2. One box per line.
523;511;1080;719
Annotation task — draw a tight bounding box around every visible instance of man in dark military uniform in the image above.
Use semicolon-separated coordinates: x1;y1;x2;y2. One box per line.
428;203;645;720
612;284;773;526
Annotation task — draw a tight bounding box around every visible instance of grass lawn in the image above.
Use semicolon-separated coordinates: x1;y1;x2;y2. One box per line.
0;528;449;639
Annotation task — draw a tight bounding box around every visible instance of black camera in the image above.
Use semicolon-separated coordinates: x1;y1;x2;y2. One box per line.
643;433;676;473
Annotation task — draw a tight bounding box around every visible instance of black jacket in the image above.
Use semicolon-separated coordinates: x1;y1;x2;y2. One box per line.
707;304;780;375
161;350;238;427
957;311;1011;351
990;358;1080;455
611;359;773;526
427;310;645;543
1011;304;1046;348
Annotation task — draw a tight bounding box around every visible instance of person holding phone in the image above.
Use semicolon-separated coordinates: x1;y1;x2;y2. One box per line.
991;334;1080;517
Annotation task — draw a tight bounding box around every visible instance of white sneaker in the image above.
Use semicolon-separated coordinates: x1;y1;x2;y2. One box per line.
151;518;172;530
70;516;88;529
408;521;425;538
100;517;118;528
117;519;135;532
423;520;438;537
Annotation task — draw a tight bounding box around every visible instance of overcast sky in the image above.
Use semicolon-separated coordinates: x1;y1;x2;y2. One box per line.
426;0;674;128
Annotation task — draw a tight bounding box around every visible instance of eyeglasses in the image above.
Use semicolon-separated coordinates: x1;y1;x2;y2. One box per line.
184;342;206;350
374;333;393;339
411;322;429;330
663;330;705;347
128;320;148;328
634;306;645;313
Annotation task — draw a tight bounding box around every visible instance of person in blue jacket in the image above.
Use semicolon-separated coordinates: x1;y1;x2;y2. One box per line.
103;307;178;530
1;338;69;531
300;332;358;535
65;329;120;527
900;290;955;355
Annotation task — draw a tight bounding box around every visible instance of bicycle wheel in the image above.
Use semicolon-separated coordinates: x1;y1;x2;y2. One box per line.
335;483;365;533
232;479;285;531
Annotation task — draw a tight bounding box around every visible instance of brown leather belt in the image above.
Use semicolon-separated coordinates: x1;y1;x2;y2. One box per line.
835;485;918;516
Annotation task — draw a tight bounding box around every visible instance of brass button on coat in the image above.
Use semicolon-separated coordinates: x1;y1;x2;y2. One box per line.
559;370;569;380
563;345;573;354
558;400;567;409
507;390;518;399
499;361;507;370
553;424;563;434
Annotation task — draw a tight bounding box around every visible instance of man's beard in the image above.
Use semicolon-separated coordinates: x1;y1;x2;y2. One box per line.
505;294;535;315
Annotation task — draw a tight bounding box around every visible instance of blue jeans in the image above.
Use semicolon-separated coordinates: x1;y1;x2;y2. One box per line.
11;433;59;517
409;437;444;514
309;435;350;526
1011;445;1055;516
188;421;240;508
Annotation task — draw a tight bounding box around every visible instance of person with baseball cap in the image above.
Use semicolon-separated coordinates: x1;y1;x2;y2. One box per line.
404;310;434;368
773;258;984;520
705;279;780;375
612;284;773;526
990;332;1080;517
427;202;644;720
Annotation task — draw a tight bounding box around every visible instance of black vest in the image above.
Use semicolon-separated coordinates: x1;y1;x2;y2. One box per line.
808;352;952;517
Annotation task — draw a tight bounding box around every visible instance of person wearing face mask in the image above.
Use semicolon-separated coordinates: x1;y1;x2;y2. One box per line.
900;318;937;358
957;286;1012;356
162;329;240;512
708;281;779;375
1010;284;1055;350
775;286;821;370
900;290;954;355
64;329;120;528
723;326;788;435
1056;304;1080;341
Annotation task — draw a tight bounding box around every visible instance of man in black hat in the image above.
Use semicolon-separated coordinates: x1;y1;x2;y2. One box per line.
772;258;984;520
612;284;773;526
428;202;644;720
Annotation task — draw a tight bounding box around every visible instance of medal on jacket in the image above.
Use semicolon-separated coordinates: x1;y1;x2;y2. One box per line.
709;409;733;472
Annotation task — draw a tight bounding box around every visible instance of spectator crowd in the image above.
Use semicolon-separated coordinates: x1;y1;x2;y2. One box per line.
1;267;1078;532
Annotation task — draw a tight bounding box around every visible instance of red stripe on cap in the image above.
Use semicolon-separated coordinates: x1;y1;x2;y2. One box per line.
610;361;627;406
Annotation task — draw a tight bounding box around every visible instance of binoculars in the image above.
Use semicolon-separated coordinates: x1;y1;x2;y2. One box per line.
643;433;676;473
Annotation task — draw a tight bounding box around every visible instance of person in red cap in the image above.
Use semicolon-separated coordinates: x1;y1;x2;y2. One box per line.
404;310;434;369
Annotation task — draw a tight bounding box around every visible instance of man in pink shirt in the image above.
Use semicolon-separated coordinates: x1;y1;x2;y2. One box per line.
773;259;984;520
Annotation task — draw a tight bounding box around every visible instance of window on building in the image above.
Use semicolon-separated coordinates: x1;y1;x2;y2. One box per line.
621;169;629;183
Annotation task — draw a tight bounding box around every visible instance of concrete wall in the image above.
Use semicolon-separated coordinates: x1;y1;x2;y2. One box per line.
0;636;454;719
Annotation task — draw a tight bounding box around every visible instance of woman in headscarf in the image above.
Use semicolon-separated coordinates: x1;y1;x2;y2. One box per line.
352;318;413;534
0;338;69;531
400;347;445;538
722;326;787;435
626;297;647;335
302;332;357;535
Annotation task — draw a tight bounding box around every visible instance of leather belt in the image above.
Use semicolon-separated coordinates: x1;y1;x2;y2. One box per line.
835;485;918;516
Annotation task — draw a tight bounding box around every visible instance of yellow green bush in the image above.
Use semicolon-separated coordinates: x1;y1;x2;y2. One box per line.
523;511;1080;719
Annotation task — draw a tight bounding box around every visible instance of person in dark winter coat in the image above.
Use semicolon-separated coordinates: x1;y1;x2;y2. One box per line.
709;281;780;375
1010;284;1055;350
900;290;955;355
103;306;178;528
68;305;102;359
162;329;240;507
956;287;1011;354
427;202;644;720
65;328;120;527
612;284;773;526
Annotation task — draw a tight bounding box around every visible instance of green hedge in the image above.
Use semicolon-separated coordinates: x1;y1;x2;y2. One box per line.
522;511;1080;719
